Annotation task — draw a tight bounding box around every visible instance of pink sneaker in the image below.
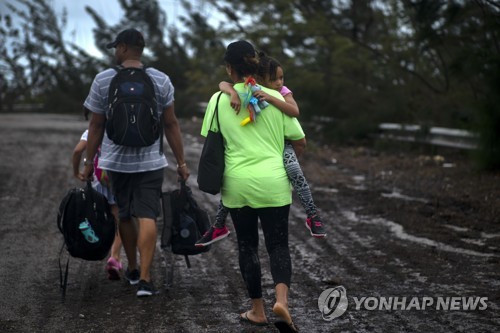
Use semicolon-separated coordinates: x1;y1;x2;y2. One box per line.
106;257;122;280
195;226;230;247
306;215;327;238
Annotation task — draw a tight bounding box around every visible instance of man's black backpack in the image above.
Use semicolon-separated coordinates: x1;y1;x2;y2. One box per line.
161;182;211;259
106;66;160;147
57;181;116;296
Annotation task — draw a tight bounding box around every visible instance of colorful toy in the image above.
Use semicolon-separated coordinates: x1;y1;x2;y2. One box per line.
240;77;269;126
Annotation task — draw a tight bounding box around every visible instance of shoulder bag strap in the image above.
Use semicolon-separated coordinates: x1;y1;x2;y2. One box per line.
209;92;224;132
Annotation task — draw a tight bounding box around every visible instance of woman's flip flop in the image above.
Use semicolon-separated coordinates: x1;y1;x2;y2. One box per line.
273;303;298;332
274;320;299;333
239;311;269;326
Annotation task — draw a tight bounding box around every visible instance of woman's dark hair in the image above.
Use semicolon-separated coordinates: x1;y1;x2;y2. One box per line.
257;52;282;83
224;40;259;78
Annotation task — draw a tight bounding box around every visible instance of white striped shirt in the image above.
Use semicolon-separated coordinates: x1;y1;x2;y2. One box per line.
83;67;174;173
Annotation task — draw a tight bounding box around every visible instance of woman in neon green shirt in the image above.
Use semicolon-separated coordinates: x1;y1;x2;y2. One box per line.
200;40;304;332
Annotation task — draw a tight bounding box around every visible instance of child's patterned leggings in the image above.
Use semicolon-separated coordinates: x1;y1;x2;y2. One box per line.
213;141;317;228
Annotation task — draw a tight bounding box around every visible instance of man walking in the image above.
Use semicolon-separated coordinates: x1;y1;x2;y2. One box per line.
82;28;189;296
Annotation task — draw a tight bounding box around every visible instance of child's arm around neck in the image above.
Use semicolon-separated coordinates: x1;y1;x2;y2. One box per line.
253;88;300;118
219;81;242;113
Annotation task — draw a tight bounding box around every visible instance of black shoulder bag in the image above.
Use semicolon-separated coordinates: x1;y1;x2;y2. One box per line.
197;92;225;195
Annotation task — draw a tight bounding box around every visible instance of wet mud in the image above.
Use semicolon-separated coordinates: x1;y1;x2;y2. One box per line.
0;113;498;332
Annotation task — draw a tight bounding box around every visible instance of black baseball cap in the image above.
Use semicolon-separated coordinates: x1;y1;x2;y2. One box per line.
224;40;256;64
106;28;145;49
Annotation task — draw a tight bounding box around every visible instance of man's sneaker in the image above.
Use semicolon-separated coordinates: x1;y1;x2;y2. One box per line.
195;225;230;247
137;280;159;297
124;268;140;285
306;215;327;238
106;257;122;280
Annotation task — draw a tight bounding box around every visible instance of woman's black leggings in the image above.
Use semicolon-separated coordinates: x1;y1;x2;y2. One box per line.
229;205;292;299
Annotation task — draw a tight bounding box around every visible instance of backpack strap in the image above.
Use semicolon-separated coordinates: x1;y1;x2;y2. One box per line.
139;65;164;155
179;181;193;269
184;255;191;269
58;242;69;299
142;66;164;156
57;191;71;234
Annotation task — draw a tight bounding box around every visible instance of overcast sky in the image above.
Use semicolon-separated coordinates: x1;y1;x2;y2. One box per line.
2;0;190;58
60;0;192;57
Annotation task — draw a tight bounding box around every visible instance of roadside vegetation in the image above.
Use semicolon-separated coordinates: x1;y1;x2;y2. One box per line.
1;0;499;169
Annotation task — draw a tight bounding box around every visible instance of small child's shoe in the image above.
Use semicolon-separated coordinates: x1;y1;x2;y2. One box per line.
106;257;122;280
306;215;327;238
195;226;230;247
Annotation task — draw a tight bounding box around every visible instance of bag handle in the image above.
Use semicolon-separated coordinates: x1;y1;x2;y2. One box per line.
174;180;189;210
209;92;224;132
86;180;94;200
85;180;102;223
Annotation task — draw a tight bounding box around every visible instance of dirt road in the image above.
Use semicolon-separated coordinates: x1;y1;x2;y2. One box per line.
0;113;498;332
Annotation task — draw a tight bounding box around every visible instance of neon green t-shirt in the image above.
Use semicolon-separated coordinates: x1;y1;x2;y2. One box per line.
201;83;305;208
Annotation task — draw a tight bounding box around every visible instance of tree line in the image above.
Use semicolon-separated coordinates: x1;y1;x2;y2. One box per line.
1;0;499;169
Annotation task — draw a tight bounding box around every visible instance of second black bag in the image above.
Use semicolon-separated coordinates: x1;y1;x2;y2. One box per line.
197;92;225;195
167;182;211;256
